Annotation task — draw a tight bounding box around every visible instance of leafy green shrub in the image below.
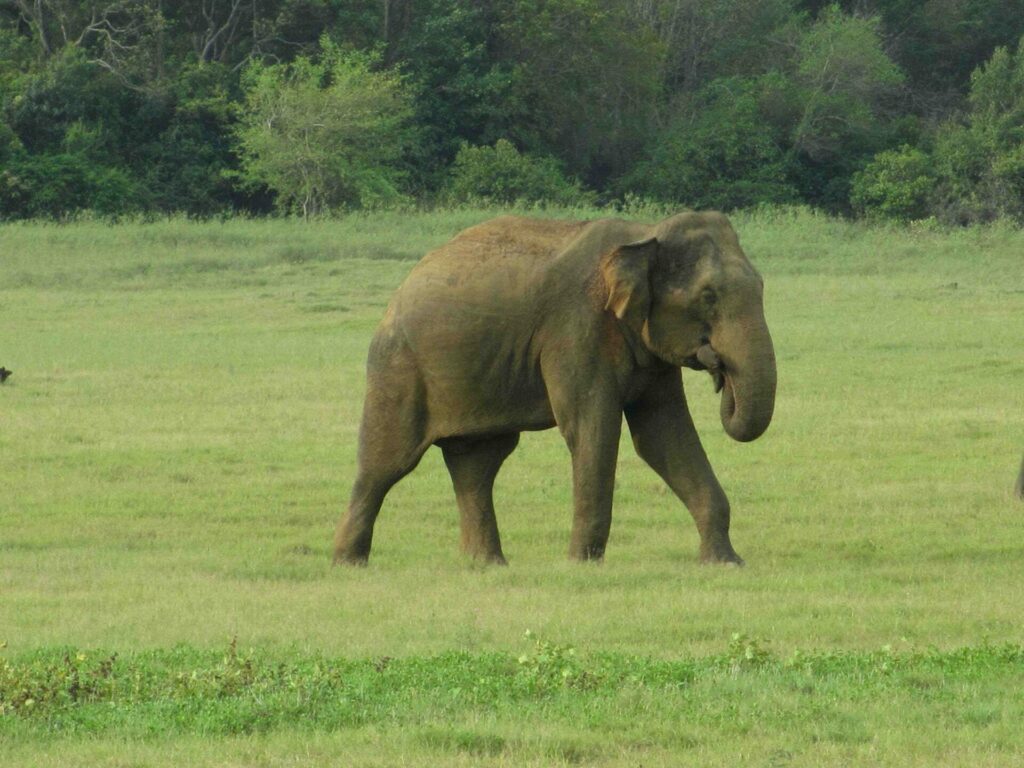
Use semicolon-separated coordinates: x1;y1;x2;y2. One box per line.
86;166;141;217
444;139;593;206
5;48;105;154
0;153;89;219
0;152;139;219
850;145;936;220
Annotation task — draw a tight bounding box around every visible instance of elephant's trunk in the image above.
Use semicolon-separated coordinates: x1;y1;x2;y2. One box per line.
715;317;776;443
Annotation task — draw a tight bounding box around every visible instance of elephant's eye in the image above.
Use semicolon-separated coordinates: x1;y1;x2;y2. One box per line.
701;288;718;307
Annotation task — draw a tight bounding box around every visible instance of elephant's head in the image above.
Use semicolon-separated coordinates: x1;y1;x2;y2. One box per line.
603;211;776;442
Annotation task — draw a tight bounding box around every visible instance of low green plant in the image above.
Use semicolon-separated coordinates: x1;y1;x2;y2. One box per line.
2;637;1023;767
722;632;773;672
516;630;591;691
0;643;118;715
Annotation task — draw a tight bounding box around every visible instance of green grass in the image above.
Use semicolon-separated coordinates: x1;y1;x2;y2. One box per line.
2;206;1024;764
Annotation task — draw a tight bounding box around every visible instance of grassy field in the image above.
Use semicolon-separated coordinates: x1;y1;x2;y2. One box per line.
1;206;1023;765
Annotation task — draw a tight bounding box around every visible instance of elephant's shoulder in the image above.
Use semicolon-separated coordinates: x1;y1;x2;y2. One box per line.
558;218;652;260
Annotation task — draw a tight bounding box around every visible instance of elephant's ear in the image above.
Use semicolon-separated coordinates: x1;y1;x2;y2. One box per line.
602;237;657;333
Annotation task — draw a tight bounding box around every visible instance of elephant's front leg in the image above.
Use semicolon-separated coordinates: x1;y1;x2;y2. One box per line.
625;370;742;565
552;386;623;561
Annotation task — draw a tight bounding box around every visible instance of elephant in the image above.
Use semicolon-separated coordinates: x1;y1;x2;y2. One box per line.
333;211;777;566
1016;455;1024;500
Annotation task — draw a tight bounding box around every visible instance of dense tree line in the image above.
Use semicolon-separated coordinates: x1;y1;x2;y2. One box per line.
1;0;1024;220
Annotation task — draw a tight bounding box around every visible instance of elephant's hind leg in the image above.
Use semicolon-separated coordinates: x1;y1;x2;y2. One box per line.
441;433;520;564
333;356;429;565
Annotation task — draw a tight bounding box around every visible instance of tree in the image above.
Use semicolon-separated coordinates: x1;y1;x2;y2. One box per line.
139;61;246;214
808;0;1024;116
234;39;415;216
788;5;906;209
0;149;138;218
628;0;799;93
496;0;663;186
361;0;516;192
791;6;904;161
167;0;340;68
619;75;799;210
4;0;165;87
931;36;1024;222
1;0;1022;217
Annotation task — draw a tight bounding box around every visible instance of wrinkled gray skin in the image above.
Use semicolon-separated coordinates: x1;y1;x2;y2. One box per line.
334;211;777;565
1016;455;1024;500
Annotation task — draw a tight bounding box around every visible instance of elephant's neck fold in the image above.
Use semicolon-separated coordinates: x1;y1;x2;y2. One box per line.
620;320;657;370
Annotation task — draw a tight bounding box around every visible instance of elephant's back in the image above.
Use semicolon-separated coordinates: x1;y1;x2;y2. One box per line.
431;215;590;264
391;216;590;320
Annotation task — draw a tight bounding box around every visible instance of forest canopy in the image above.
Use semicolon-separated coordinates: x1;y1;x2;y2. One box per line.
2;0;1024;221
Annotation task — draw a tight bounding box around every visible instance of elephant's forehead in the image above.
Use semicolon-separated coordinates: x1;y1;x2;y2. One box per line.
658;234;756;280
651;212;760;284
719;257;763;294
721;249;761;278
657;209;731;231
656;228;739;262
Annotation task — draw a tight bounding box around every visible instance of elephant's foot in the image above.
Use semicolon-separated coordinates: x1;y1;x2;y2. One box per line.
568;542;607;562
332;549;370;566
333;514;375;566
459;526;507;565
466;550;509;566
699;541;744;566
332;530;372;566
462;540;508;566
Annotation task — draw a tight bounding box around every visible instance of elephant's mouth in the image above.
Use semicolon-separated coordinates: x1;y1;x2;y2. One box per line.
683;343;726;393
682;339;774;442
